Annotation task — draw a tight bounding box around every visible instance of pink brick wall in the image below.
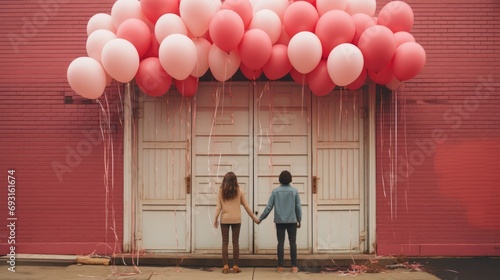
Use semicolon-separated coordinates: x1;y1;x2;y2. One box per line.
376;0;500;256
0;0;123;255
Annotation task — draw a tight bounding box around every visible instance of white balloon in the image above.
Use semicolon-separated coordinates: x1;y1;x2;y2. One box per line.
86;29;116;63
101;38;140;83
288;31;322;74
252;0;289;20
208;44;241;82
249;9;281;45
345;0;377;17
316;0;349;16
159;34;198;80
191;38;212;77
155;14;187;44
110;0;144;29
87;13;116;35
67;57;107;99
327;43;364;86
180;0;220;37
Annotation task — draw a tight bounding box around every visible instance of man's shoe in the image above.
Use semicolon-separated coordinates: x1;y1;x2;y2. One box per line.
277;267;284;273
292;266;299;273
222;264;229;274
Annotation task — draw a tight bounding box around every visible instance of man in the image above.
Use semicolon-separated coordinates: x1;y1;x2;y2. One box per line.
258;170;302;273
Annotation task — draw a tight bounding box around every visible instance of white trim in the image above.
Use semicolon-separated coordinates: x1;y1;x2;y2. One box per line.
368;83;377;254
123;82;133;253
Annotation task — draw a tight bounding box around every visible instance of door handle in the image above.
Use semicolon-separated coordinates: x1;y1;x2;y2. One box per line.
312;176;318;194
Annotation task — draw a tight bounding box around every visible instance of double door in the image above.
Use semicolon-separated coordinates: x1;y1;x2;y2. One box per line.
136;82;366;254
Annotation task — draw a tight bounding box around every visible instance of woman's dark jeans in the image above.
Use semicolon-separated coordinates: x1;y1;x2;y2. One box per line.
220;223;241;265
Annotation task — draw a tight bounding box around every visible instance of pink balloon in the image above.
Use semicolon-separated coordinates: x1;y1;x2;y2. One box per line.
385;78;403;91
67;57;107;99
276;25;291;45
222;0;253;29
87;13;116;35
101;38;140;83
394;31;415;47
209;10;244;52
239;29;272;71
358;25;396;72
191;38;211;77
141;0;180;24
240;63;262;81
290;68;308;85
175;75;199;97
288;31;322;74
392;42;426;81
158;34;197;80
308;60;335;97
208;45;241;82
86;29;117;63
327;43;364;86
180;0;219;37
117;18;151;57
263;44;292;80
283;1;318;37
142;33;160;59
346;68;367;90
351;13;375;45
135;57;172;96
377;1;414;33
315;10;355;59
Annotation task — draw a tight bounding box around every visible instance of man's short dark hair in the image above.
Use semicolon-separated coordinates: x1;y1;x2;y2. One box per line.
279;170;292;185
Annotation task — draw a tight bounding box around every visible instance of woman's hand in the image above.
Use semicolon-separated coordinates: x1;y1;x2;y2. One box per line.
213;221;219;228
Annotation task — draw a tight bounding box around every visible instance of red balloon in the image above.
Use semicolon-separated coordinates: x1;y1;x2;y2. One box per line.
308;60;335;96
135;57;172;96
392;42;426;81
240;63;262;81
141;0;180;24
283;1;319;37
358;25;396;72
142;33;160;59
222;0;253;29
368;63;394;85
377;1;414;33
175;75;198;97
290;68;308;85
209;10;244;52
315;10;355;58
263;44;292;80
351;13;375;45
394;31;415;47
116;18;151;58
239;29;273;71
347;68;367;90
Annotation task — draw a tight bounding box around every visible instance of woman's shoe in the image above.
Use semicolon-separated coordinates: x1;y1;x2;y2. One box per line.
232;265;241;273
292;266;299;273
276;267;284;273
222;264;229;274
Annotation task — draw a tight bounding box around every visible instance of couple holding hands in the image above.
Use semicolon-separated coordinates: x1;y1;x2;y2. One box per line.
213;170;302;274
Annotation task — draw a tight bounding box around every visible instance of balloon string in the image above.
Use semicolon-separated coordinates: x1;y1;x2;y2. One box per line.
401;83;409;213
380;88;387;198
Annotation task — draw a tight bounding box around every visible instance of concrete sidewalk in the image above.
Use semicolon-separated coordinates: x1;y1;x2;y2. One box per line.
0;264;440;280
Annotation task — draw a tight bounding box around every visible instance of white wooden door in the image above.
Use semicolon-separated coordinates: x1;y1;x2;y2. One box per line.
192;83;254;252
254;83;312;254
137;90;191;252
312;89;367;253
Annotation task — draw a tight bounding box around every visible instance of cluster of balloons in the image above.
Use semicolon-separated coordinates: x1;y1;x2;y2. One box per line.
67;0;426;99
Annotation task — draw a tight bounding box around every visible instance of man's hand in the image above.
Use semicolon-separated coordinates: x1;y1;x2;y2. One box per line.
297;222;301;229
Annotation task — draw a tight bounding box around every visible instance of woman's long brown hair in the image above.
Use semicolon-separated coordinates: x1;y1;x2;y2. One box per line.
220;172;239;201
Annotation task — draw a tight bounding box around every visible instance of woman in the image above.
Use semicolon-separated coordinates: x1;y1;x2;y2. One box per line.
214;172;259;274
